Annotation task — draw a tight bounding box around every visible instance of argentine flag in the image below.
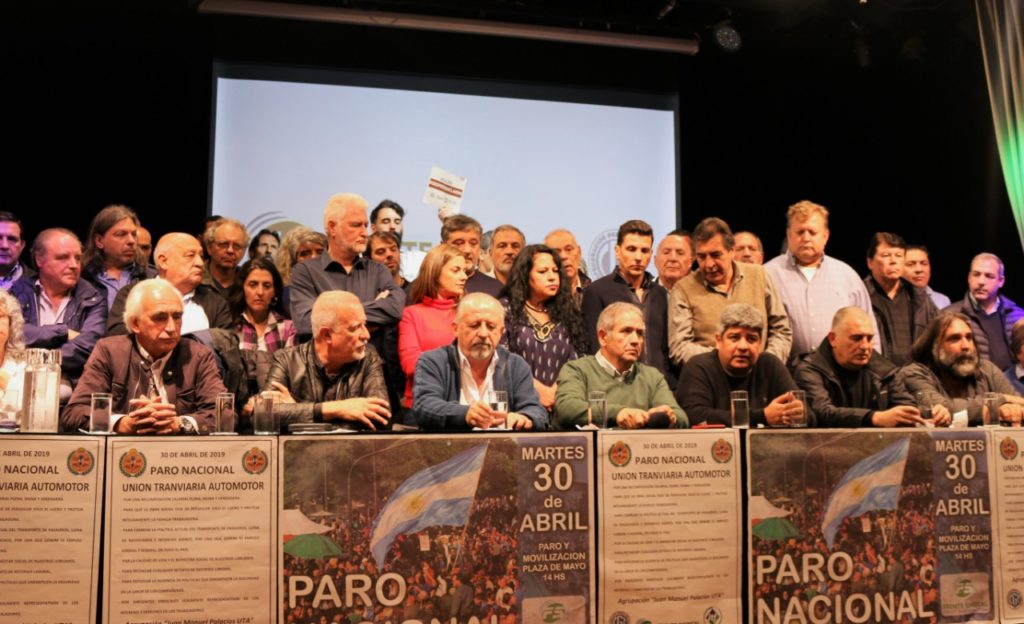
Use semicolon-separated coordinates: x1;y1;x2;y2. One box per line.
821;437;909;549
370;445;487;567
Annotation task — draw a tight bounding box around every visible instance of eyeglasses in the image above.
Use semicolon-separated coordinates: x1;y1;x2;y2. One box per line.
214;240;244;252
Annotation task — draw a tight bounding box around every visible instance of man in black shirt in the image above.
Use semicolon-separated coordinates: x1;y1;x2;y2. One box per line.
796;306;923;427
863;232;937;366
675;303;804;427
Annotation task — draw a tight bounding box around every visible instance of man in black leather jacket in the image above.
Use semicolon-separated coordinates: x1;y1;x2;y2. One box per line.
266;291;389;430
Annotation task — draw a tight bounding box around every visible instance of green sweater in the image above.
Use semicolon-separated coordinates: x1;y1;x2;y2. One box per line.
553;355;688;430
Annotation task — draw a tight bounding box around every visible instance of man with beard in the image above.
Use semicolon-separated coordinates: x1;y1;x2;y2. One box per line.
795;307;922;427
412;293;546;430
899;312;1024;426
485;225;525;286
675;303;803;427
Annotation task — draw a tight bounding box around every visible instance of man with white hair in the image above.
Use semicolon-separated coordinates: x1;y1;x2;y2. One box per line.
412;293;546;430
106;233;233;335
265;291;390;430
290;193;405;341
61;278;226;433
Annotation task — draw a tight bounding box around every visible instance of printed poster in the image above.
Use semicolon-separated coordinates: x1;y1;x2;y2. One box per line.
748;429;995;624
280;433;595;624
0;435;105;624
104;436;278;624
597;429;743;624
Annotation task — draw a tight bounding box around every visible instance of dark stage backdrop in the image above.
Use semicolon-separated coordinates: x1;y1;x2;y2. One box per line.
4;3;1016;302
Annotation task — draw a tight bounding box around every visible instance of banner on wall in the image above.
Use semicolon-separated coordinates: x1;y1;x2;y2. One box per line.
103;436;278;624
0;435;105;624
748;429;996;624
279;433;595;624
596;429;743;624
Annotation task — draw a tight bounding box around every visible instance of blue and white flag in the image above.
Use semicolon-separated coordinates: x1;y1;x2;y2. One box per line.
821;438;909;548
370;445;487;567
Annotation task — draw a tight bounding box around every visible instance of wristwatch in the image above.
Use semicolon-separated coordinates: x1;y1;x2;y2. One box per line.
179;417;197;435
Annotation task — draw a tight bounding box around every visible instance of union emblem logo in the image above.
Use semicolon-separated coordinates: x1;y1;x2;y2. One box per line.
1001;436;1019;461
119;449;146;478
608;441;631;467
67;447;95;476
242;447;268;475
711;438;733;464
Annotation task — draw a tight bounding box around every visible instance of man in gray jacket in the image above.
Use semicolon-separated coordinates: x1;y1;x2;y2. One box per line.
267;291;390;430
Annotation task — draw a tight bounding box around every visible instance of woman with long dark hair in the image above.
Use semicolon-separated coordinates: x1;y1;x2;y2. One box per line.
501;244;586;411
229;257;296;397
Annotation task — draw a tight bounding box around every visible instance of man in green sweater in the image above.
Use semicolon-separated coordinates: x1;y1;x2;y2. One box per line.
554;302;687;429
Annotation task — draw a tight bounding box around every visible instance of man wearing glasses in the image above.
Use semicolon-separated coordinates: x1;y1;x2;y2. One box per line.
202;218;249;297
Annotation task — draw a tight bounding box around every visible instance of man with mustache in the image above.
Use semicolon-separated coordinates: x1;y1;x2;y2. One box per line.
675;303;803;427
555;302;685;429
265;291;390;431
733;231;764;265
899;312;1024;426
12;228;107;396
943;252;1024;371
412;293;546;431
795;307;922;427
61;278;226;434
669;217;792;366
582;219;674;385
485;225;525;286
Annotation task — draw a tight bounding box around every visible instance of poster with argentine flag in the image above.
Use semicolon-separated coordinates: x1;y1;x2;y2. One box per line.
747;429;996;624
279;433;594;624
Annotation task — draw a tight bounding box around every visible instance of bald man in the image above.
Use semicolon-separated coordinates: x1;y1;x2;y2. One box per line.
106;233;233;335
795;306;922;427
266;291;390;431
412;293;547;431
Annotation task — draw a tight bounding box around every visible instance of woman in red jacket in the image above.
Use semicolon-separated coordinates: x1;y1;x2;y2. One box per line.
398;244;468;409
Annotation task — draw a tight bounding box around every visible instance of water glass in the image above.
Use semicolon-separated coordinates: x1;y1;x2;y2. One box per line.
789;390;807;428
253;390;280;435
214;392;237;434
730;390;750;429
983;392;1000;427
89;393;112;433
485;390;508;428
588;391;608;428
